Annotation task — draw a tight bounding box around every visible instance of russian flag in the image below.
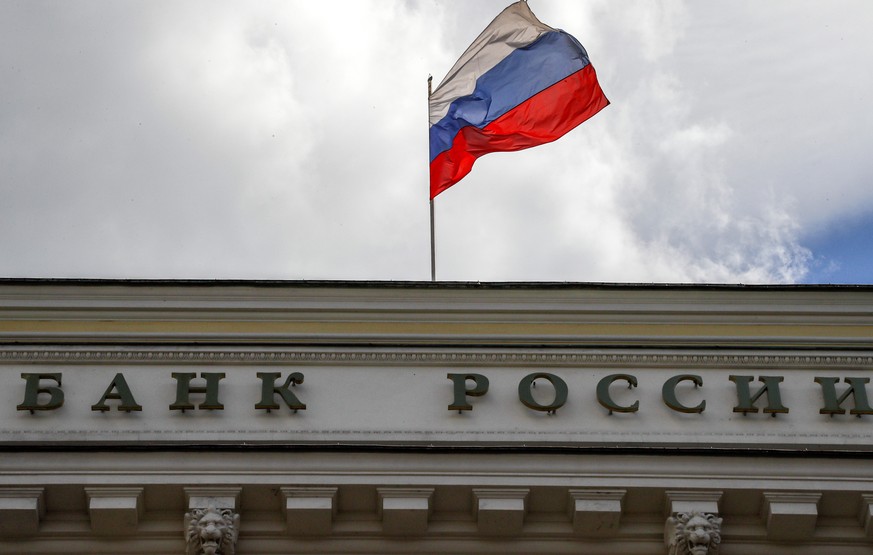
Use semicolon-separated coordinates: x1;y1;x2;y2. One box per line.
429;1;609;199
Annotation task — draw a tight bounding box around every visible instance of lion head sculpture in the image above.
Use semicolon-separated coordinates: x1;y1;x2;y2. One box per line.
665;511;722;555
184;504;240;555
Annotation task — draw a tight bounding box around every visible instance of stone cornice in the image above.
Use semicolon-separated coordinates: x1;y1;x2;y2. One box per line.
3;283;873;320
3;282;873;348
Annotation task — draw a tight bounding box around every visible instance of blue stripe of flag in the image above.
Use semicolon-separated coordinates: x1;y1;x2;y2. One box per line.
429;31;592;163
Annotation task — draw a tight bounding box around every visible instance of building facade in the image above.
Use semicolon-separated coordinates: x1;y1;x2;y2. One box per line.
1;280;872;554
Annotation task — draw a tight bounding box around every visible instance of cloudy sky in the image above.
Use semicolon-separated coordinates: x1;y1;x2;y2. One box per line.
1;0;872;284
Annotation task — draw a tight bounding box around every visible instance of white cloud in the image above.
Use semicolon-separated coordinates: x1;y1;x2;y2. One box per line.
0;0;871;282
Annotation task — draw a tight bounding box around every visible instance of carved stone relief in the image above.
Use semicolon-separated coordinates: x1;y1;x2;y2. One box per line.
665;511;722;555
184;503;240;555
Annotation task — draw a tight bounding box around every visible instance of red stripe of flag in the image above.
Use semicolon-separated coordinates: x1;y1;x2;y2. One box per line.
429;64;609;199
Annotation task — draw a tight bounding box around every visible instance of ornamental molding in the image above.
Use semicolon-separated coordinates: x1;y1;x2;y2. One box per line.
1;347;872;368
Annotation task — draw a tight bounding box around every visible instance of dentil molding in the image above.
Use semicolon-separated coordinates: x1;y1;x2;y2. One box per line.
2;347;873;368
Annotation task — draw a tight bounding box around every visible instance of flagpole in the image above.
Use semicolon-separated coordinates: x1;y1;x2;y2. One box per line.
429;198;436;282
428;75;436;282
